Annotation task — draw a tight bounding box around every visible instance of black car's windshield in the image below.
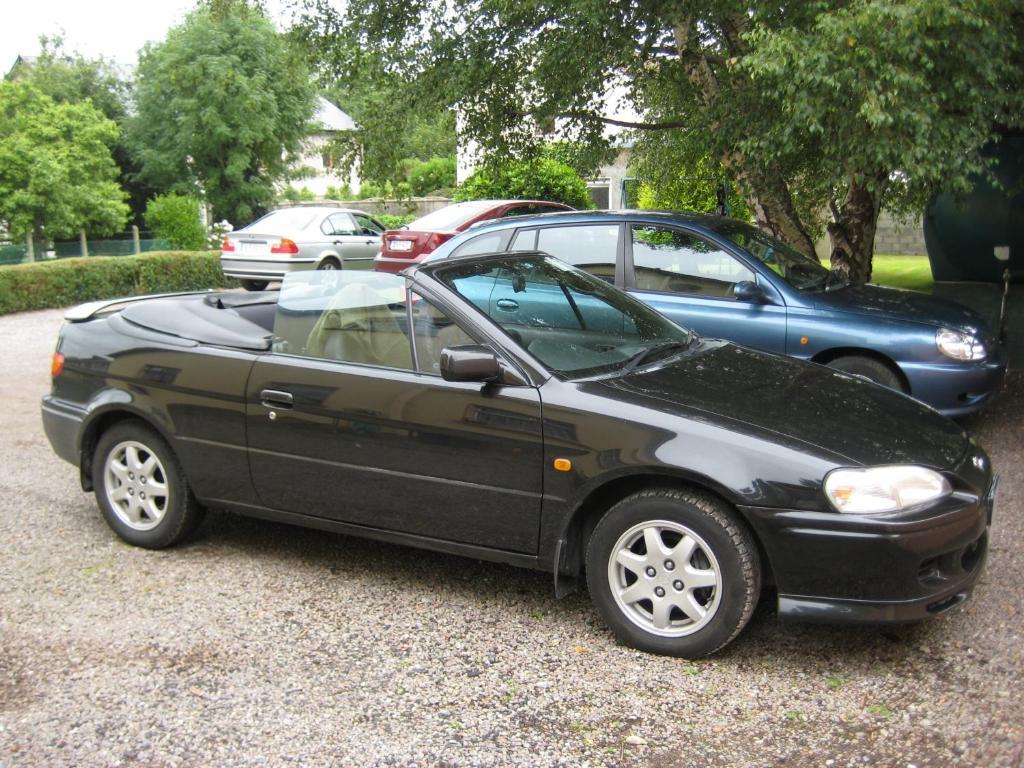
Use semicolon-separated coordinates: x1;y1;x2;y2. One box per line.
431;255;693;379
714;222;836;291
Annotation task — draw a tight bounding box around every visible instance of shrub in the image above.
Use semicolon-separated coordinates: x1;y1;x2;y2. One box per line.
455;158;593;209
375;213;418;230
144;194;208;251
407;156;457;196
0;252;233;314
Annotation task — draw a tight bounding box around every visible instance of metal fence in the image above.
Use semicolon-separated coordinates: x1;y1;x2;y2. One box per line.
0;229;172;267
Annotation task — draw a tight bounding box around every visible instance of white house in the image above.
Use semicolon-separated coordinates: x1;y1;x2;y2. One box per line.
295;96;362;196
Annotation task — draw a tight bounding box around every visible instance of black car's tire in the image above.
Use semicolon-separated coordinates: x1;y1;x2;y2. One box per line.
826;355;903;391
240;279;269;291
92;421;204;549
317;258;341;271
586;487;760;658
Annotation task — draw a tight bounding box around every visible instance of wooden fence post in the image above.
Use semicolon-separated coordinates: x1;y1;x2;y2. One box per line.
26;232;35;263
79;229;89;258
132;225;141;255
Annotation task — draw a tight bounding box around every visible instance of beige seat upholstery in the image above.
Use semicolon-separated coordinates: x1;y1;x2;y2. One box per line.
305;282;413;369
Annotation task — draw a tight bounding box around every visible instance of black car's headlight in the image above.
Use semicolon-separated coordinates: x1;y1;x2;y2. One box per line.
936;328;986;361
824;466;952;514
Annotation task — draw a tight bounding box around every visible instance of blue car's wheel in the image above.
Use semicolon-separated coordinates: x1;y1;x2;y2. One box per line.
826;355;904;392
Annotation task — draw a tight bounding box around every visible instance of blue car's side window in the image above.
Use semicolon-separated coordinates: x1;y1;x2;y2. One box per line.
631;225;754;298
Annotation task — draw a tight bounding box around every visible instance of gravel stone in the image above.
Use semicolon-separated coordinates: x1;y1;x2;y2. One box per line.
1;307;1022;766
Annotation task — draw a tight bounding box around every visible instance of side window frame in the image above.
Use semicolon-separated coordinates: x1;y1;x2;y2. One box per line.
533;223;626;288
448;229;514;258
624;224;759;301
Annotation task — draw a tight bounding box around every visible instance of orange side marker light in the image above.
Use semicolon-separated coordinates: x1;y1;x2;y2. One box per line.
553;458;572;472
51;352;65;378
800;336;810;345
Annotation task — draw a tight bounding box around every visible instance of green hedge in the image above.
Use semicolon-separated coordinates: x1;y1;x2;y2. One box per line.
0;252;235;315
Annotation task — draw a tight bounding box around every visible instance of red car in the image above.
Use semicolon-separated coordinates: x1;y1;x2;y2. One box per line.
374;199;573;273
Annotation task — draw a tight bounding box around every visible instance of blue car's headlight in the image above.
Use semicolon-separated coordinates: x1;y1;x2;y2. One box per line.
824;466;952;514
936;328;986;361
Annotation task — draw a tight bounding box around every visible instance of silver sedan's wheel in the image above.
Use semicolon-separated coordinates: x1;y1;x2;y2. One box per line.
607;520;722;638
317;258;340;270
103;440;170;531
92;421;204;549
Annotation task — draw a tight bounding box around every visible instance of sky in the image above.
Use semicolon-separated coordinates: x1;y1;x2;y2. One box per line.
1;0;293;76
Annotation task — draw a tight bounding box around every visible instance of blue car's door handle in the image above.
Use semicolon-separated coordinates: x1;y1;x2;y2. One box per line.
496;298;519;312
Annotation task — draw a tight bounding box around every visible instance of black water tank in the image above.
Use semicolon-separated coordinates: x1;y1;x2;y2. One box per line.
924;132;1023;283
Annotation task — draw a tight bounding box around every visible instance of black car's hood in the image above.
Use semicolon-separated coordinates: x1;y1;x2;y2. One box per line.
598;342;969;468
811;283;987;333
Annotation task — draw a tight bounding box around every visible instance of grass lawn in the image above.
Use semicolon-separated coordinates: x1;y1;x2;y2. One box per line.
869;254;934;293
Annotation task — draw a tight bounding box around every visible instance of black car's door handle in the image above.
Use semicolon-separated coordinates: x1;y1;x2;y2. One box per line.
496;298;520;312
260;389;294;408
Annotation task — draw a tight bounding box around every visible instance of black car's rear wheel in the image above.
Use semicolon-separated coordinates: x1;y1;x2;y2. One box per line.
826;355;903;391
586;487;760;658
240;279;269;291
92;421;204;549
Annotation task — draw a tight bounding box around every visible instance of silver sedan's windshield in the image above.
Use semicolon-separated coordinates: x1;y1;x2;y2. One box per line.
431;255;693;379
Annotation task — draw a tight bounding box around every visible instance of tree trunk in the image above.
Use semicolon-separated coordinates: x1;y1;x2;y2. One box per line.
724;155;818;258
827;175;887;284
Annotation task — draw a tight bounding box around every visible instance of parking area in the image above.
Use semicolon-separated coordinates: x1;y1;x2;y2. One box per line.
1;307;1021;767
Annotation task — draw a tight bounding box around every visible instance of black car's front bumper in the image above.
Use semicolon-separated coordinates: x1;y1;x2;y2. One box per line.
740;477;995;624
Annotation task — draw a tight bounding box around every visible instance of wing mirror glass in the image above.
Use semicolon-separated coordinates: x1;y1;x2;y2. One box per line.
440;345;501;383
733;280;767;303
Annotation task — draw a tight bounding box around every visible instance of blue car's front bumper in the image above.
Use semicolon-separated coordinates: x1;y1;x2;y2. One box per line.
902;346;1008;417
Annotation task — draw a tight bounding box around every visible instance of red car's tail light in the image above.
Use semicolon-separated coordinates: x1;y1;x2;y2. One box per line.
423;232;453;253
221;237;235;252
51;352;65;378
271;238;300;255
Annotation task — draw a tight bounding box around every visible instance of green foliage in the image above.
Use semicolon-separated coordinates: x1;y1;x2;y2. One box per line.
324;184;355;200
358;180;387;199
17;36;155;222
633;154;752;221
145;194;207;250
455;158;593;209
0;252;231;314
129;4;317;223
407;156;456;196
0;81;129;243
542;141;616;179
282;186;318;203
375;213;417;229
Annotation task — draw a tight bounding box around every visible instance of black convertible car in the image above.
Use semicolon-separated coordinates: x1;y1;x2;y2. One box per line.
42;252;996;657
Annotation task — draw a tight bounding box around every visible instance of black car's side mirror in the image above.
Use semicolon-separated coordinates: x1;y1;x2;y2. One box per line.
440;345;501;383
733;280;767;303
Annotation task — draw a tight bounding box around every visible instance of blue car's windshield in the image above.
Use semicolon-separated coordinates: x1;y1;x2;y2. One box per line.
714;222;837;291
430;255;693;379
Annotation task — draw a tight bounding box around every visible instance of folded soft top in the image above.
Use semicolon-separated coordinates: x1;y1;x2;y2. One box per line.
120;292;275;350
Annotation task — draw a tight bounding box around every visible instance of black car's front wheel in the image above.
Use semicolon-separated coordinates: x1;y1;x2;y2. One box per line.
586;487;760;658
92;421;204;549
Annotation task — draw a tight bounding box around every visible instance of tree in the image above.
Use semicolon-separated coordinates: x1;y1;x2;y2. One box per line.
129;3;317;223
145;193;207;250
0;82;129;247
9;36;155;223
455;158;594;209
297;0;1023;282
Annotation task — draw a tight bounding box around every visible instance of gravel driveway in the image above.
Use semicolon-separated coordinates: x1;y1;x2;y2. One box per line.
1;308;1021;767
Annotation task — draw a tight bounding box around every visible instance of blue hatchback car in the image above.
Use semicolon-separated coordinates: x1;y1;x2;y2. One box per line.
421;210;1006;416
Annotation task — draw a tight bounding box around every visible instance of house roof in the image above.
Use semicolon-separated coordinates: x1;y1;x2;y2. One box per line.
314;96;357;132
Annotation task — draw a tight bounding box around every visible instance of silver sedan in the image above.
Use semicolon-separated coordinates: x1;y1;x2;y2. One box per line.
220;206;385;290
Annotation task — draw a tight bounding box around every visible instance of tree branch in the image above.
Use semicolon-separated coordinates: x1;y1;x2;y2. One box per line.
518;110;688;131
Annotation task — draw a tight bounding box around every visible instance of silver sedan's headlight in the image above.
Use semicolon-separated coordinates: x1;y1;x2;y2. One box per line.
936;328;986;361
824;466;952;514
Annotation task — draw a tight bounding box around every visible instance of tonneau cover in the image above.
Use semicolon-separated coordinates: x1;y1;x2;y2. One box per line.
121;293;273;350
